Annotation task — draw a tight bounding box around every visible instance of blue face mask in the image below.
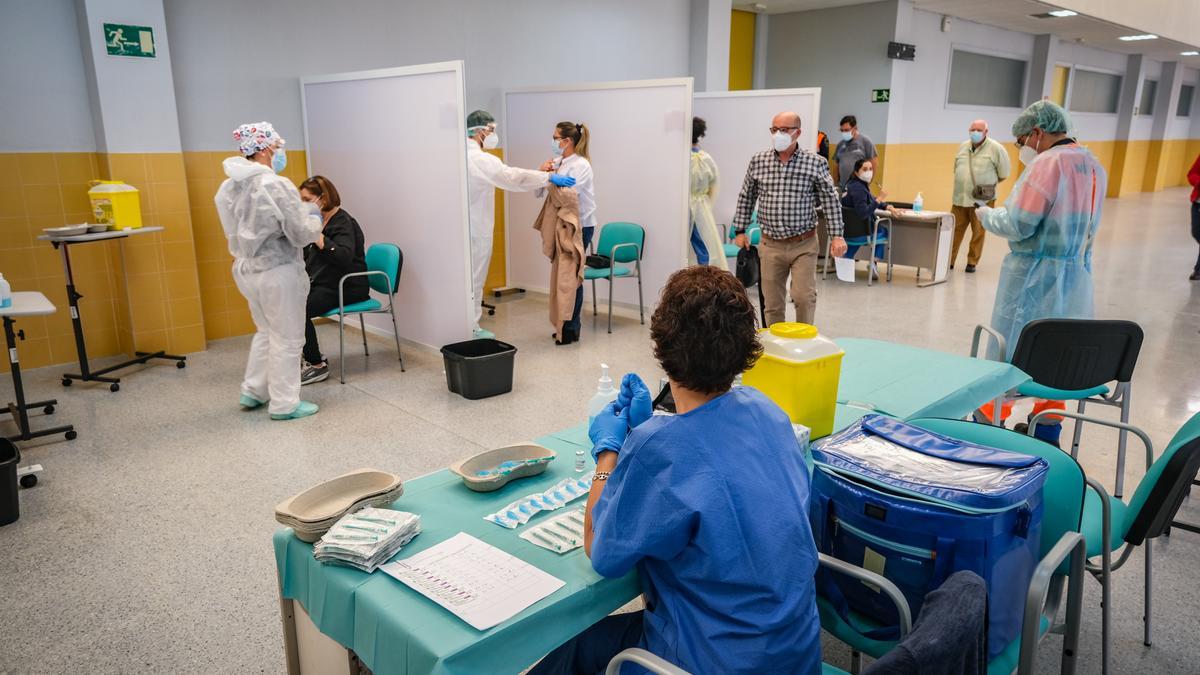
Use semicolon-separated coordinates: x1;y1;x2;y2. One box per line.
969;131;985;144
841;131;853;142
551;138;564;157
271;147;287;174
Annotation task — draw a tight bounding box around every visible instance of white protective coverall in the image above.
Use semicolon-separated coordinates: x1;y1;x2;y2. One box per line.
215;157;322;414
466;139;551;327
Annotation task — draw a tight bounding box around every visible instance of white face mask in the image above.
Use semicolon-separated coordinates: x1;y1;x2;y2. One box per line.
1018;145;1037;166
772;131;794;152
551;138;565;156
482;132;499;150
858;170;874;183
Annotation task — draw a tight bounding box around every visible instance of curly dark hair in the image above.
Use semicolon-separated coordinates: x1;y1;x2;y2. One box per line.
651;266;763;394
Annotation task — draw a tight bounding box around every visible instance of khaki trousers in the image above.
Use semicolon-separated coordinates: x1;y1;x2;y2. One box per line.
951;204;989;267
760;234;818;326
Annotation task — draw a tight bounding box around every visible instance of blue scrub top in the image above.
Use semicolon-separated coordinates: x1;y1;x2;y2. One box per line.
591;387;822;674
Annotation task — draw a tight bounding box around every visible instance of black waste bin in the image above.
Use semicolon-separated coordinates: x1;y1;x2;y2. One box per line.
0;439;20;527
441;338;517;400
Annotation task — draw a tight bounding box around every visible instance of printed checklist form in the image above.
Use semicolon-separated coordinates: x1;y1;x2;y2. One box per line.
380;532;565;631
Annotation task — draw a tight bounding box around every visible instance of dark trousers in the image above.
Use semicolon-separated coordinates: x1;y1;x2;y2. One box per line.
304;284;341;364
528;611;644;675
1192;201;1200;274
567;226;595;336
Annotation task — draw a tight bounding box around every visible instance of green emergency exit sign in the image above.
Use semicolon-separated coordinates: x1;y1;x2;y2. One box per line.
871;88;891;103
103;23;155;58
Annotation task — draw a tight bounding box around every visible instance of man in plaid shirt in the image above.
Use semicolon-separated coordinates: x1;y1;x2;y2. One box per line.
733;112;846;326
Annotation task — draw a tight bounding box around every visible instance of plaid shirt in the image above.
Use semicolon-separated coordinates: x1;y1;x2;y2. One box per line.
732;148;844;239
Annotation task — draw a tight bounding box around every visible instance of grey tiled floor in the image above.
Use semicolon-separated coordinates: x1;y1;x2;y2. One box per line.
1;187;1198;673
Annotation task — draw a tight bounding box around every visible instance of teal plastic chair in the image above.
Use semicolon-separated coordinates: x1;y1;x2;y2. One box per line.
584;222;644;334
1027;409;1200;675
817;418;1089;675
319;243;405;384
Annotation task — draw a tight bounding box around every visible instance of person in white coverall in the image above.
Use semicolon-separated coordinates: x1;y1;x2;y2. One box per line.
215;121;323;420
465;109;576;339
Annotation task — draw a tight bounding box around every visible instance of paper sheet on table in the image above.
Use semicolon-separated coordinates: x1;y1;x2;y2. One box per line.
834;256;856;282
380;532;565;631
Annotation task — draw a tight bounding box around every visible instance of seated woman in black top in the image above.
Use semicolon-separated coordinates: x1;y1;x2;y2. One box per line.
298;176;368;385
839;158;896;279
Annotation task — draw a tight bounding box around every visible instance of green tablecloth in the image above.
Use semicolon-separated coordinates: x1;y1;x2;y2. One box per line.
274;338;1027;673
273;430;637;675
833;337;1028;424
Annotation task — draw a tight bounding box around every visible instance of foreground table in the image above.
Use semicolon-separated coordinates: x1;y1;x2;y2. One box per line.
274;339;1028;674
1;292;76;444
275;431;637;675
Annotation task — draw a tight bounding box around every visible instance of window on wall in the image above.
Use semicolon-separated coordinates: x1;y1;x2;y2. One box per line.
1069;69;1122;114
1139;79;1158;115
948;49;1027;108
1179;85;1195;117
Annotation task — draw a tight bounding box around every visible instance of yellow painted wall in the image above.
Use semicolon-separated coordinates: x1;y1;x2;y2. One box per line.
1050;67;1070;107
729;10;756;91
484;148;507;294
0;151;205;372
873;142;1021;214
183;150;309;341
872;137;1198;212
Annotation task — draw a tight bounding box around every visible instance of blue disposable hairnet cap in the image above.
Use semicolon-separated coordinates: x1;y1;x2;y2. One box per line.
466;109;495;131
1011;100;1071;137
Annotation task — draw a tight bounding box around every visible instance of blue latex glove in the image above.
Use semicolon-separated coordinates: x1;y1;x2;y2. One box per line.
548;174;577;188
589;399;629;461
617;373;653;429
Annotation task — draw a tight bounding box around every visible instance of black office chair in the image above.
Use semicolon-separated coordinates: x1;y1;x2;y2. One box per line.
1011;319;1143;498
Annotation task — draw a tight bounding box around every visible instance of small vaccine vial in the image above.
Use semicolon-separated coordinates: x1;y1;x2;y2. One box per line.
575;449;586;473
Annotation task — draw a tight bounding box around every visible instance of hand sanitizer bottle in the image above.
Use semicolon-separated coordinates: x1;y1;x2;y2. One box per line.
586;363;618;426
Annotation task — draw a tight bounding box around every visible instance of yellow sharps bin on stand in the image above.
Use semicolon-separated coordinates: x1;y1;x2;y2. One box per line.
88;180;142;230
742;322;843;437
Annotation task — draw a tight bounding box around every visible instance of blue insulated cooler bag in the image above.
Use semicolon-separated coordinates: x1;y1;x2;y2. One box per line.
810;415;1048;659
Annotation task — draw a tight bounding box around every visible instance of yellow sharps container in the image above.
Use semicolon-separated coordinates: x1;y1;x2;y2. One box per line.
88;180;142;230
742;322;843;437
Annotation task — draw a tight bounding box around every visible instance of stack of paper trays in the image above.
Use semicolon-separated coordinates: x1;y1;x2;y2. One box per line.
313;507;421;573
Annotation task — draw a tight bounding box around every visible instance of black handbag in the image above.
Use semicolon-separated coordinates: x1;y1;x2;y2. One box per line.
735;246;768;327
585;254;611;269
735;246;760;287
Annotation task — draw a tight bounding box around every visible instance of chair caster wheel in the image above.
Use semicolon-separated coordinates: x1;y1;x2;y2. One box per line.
44;405;55;415
65;430;77;440
110;383;120;392
62;378;72;387
177;361;186;369
19;474;37;488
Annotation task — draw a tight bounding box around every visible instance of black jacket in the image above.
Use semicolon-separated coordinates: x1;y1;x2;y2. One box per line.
304;209;369;302
840;176;885;229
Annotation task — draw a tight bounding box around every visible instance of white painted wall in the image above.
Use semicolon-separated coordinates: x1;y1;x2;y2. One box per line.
764;1;896;141
302;63;474;349
76;0;183;153
889;9;1034;145
162;0;692;151
1169;67;1200;139
0;0;97;151
504;80;693;311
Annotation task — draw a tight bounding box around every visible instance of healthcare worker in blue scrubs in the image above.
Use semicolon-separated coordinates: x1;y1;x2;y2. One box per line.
529;265;822;675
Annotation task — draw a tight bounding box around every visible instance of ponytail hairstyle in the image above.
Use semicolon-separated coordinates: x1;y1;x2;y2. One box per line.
555;121;590;160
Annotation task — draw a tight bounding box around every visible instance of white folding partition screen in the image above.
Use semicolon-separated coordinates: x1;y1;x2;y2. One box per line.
301;61;473;349
692;89;822;229
503;79;692;313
